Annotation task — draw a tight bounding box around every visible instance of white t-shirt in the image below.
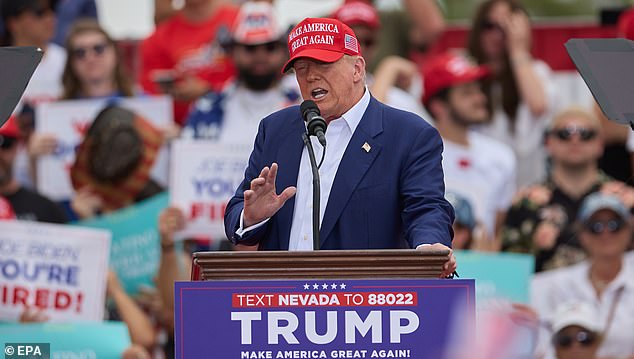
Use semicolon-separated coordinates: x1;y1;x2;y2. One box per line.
531;258;634;359
442;131;516;236
476;60;559;188
219;81;298;146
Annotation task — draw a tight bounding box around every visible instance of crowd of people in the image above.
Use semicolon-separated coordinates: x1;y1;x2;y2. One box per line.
1;0;634;358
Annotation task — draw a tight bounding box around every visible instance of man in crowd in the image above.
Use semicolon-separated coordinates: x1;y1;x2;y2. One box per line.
140;0;238;125
224;17;456;277
423;52;516;243
502;107;634;271
0;116;67;223
181;1;300;143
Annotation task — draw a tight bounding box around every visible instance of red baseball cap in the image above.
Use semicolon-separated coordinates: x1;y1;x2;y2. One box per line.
422;53;490;105
331;0;380;29
282;17;360;73
231;2;283;45
0;116;19;139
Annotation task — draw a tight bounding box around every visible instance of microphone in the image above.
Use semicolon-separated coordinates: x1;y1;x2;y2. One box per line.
300;100;327;146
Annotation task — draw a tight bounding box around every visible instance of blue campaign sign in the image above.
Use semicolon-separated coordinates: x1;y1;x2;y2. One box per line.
175;279;475;359
454;250;534;304
0;322;130;357
77;192;169;295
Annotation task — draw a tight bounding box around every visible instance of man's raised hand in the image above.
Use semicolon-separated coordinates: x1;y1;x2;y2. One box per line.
243;163;296;227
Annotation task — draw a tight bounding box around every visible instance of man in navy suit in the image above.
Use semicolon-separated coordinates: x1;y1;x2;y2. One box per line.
224;17;456;276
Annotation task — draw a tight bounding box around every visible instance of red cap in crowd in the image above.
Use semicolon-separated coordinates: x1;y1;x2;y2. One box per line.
0;116;20;139
231;1;283;45
331;0;380;29
422;52;490;105
0;196;16;220
618;7;634;40
283;17;360;73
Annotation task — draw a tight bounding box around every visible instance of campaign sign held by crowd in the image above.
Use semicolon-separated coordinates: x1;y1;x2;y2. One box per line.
170;140;251;240
175;279;474;359
78;193;168;295
35;96;173;201
0;221;110;322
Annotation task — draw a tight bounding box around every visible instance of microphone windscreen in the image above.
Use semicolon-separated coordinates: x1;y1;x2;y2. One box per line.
300;100;320;118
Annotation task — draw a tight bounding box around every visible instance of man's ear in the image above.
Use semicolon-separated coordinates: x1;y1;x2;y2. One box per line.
353;56;366;83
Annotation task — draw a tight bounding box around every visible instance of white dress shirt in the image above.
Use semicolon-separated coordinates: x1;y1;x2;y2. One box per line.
287;89;370;250
237;89;370;250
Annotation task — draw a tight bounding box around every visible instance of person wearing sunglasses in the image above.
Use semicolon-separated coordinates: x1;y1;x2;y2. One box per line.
181;1;300;143
531;193;634;359
61;19;133;100
501;107;634;272
550;302;603;359
467;0;557;189
25;19;139;221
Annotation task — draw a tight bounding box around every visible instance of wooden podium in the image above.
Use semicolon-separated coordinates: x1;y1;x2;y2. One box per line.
179;249;474;359
190;249;449;280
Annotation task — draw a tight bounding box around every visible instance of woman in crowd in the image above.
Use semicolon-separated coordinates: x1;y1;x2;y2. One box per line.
467;0;557;188
531;193;634;359
61;19;134;100
28;19;135;197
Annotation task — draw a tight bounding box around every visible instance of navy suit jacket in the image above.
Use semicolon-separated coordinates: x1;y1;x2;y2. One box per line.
224;96;454;250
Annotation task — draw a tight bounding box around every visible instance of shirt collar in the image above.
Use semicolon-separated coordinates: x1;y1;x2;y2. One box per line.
338;87;370;134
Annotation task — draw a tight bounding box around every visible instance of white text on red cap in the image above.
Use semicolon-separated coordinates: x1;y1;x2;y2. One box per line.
289;23;341;52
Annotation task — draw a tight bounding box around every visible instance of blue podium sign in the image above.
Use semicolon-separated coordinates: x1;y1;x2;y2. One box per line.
175;279;475;359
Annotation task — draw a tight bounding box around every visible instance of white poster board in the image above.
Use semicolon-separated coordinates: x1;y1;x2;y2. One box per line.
35;96;173;201
169;140;252;240
0;221;111;322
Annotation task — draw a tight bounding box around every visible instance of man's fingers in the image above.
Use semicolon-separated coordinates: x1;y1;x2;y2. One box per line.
250;177;266;190
244;190;254;202
268;163;279;183
278;186;297;205
259;166;270;180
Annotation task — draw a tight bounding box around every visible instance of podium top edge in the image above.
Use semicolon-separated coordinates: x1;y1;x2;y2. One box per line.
192;249;451;259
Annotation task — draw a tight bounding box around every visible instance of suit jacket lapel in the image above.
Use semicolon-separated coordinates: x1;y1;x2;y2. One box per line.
319;97;384;246
274;111;305;250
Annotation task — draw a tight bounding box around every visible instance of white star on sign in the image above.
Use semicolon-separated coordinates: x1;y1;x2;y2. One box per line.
304;283;310;290
331;283;338;289
322;283;329;290
340;283;347;289
313;283;319;290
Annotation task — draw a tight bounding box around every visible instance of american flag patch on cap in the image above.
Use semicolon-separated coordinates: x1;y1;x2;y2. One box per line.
344;33;358;53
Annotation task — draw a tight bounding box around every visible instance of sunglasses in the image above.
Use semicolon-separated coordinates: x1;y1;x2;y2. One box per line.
553;330;597;349
481;20;504;32
584;218;625;234
238;42;283;54
0;135;17;150
71;42;110;60
550;126;598;142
